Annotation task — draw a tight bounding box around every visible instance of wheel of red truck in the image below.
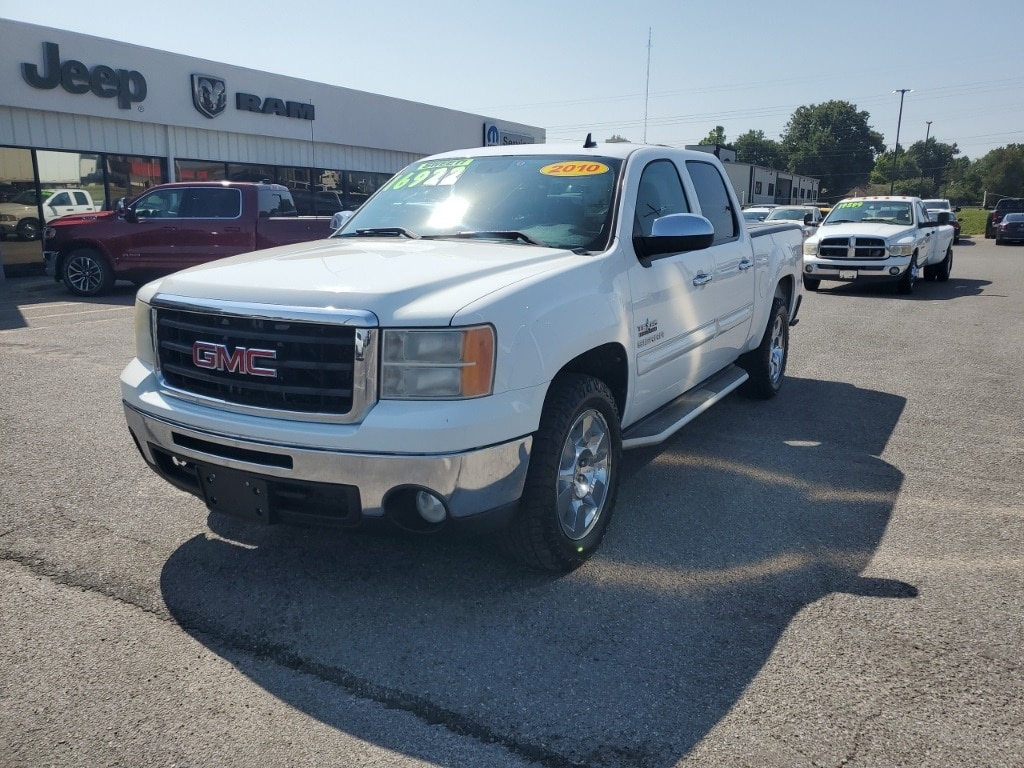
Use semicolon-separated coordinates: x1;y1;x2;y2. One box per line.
63;248;113;297
503;373;621;572
739;296;789;399
896;255;917;295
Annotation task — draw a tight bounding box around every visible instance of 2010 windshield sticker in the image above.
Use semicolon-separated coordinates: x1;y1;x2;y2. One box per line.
540;161;610;177
835;201;864;209
387;158;474;191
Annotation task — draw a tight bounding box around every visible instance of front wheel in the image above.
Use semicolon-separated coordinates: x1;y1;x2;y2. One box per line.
503;374;621;572
17;218;40;241
896;255;917;295
63;248;114;296
802;276;820;292
739;296;789;399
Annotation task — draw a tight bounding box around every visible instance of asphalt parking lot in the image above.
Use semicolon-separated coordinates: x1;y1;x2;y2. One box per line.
1;237;1021;767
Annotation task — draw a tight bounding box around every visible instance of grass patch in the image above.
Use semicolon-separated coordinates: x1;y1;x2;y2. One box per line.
957;207;988;236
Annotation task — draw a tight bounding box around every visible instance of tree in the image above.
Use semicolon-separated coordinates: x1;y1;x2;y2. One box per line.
781;101;885;200
605;134;630;143
734;130;786;169
698;125;727;146
976;144;1024;200
902;139;959;190
871;146;922;186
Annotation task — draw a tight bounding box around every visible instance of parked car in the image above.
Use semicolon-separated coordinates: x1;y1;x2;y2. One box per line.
0;187;98;241
742;206;775;223
945;211;961;243
995;212;1024;245
42;181;333;296
985;198;1024;239
764;205;822;238
923;198;960;214
803;195;955;294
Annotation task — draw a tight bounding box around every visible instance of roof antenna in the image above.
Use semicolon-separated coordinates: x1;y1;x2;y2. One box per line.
583;133;597;148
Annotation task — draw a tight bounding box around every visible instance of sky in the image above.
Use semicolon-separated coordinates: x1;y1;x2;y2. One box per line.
3;1;1022;162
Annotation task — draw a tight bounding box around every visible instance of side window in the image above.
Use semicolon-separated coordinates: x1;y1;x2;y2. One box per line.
188;187;242;219
134;189;185;219
49;192;71;207
72;191;90;206
686;160;738;242
633;160;690;238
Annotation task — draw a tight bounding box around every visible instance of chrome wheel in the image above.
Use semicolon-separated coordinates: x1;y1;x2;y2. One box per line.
768;312;786;387
556;408;612;540
64;250;112;296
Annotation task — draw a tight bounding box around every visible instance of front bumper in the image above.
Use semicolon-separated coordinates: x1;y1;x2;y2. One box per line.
803;256;911;283
123;400;531;534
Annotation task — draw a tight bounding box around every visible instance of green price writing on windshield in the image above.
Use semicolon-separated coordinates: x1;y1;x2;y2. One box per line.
836;201;863;209
387;159;473;191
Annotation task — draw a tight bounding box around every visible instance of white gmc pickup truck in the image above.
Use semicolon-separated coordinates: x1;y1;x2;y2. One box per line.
802;195;955;294
121;139;804;571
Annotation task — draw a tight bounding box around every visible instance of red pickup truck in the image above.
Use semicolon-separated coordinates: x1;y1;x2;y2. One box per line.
43;181;335;296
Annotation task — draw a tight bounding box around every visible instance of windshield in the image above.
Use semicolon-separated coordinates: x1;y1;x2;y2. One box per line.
334;154;621;251
8;190;41;206
765;209;807;221
824;200;913;226
743;210;769;222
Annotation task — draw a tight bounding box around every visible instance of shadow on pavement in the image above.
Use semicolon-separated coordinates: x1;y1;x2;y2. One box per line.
160;376;912;767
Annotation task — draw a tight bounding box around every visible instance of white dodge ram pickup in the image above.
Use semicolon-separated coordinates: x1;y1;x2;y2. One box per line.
121;139;804;571
802;195;955;294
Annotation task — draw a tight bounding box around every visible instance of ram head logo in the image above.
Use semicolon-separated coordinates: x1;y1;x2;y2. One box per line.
191;74;227;119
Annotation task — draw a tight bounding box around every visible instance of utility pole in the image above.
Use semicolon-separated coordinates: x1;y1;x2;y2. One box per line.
890;89;912;195
925;120;932;144
643;28;652;144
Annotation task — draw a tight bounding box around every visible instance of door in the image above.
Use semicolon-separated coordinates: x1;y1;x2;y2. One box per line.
685;159;756;371
624;159;719;421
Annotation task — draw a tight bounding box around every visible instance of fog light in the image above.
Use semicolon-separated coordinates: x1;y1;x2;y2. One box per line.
804;265;814;273
415;491;447;523
890;266;901;275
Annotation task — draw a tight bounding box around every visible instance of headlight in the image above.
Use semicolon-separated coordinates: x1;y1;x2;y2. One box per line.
134;298;156;366
888;244;914;257
802;241;819;256
381;326;495;399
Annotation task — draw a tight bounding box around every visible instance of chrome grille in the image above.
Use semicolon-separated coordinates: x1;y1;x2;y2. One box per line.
818;237;887;259
155;307;358;415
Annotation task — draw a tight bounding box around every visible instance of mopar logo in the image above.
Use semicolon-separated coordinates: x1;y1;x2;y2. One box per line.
192;341;277;377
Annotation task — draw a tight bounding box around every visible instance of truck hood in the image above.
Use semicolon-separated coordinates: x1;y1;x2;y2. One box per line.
0;202;34;216
810;222;914;241
145;237;587;325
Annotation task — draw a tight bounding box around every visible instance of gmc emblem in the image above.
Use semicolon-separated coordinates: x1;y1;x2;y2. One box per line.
192;341;277;378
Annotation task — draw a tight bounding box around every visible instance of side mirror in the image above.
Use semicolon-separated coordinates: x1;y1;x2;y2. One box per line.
937;212;950;225
124;206;138;223
634;213;715;265
803;213;813;225
115;197;126;214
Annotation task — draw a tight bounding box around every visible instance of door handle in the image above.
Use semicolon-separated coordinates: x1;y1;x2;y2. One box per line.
739;259;753;271
693;273;712;286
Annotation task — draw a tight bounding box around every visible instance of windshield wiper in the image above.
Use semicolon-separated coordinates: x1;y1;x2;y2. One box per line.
825;219;856;224
352;227;421;239
430;230;544;246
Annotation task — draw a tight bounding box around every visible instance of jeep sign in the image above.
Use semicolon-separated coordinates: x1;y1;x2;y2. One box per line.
21;42;147;110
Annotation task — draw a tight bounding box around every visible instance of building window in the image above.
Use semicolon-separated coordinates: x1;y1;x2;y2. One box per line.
754;181;762;195
767;183;775;197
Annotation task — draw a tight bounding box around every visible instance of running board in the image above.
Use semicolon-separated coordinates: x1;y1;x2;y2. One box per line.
621;364;749;449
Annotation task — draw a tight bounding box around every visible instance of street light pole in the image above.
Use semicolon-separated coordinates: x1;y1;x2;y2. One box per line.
891;88;912;195
925;120;932;145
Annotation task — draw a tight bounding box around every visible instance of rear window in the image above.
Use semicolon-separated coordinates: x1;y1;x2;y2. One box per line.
996;198;1024;211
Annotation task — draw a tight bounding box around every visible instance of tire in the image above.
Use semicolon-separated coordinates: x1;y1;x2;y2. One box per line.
802;276;820;292
896;255;917;295
502;374;621;572
995;238;1002;246
934;246;953;282
739;296;789;399
17;218;41;241
63;248;114;296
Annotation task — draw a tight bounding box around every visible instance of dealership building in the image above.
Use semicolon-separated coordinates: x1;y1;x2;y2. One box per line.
0;18;542;266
